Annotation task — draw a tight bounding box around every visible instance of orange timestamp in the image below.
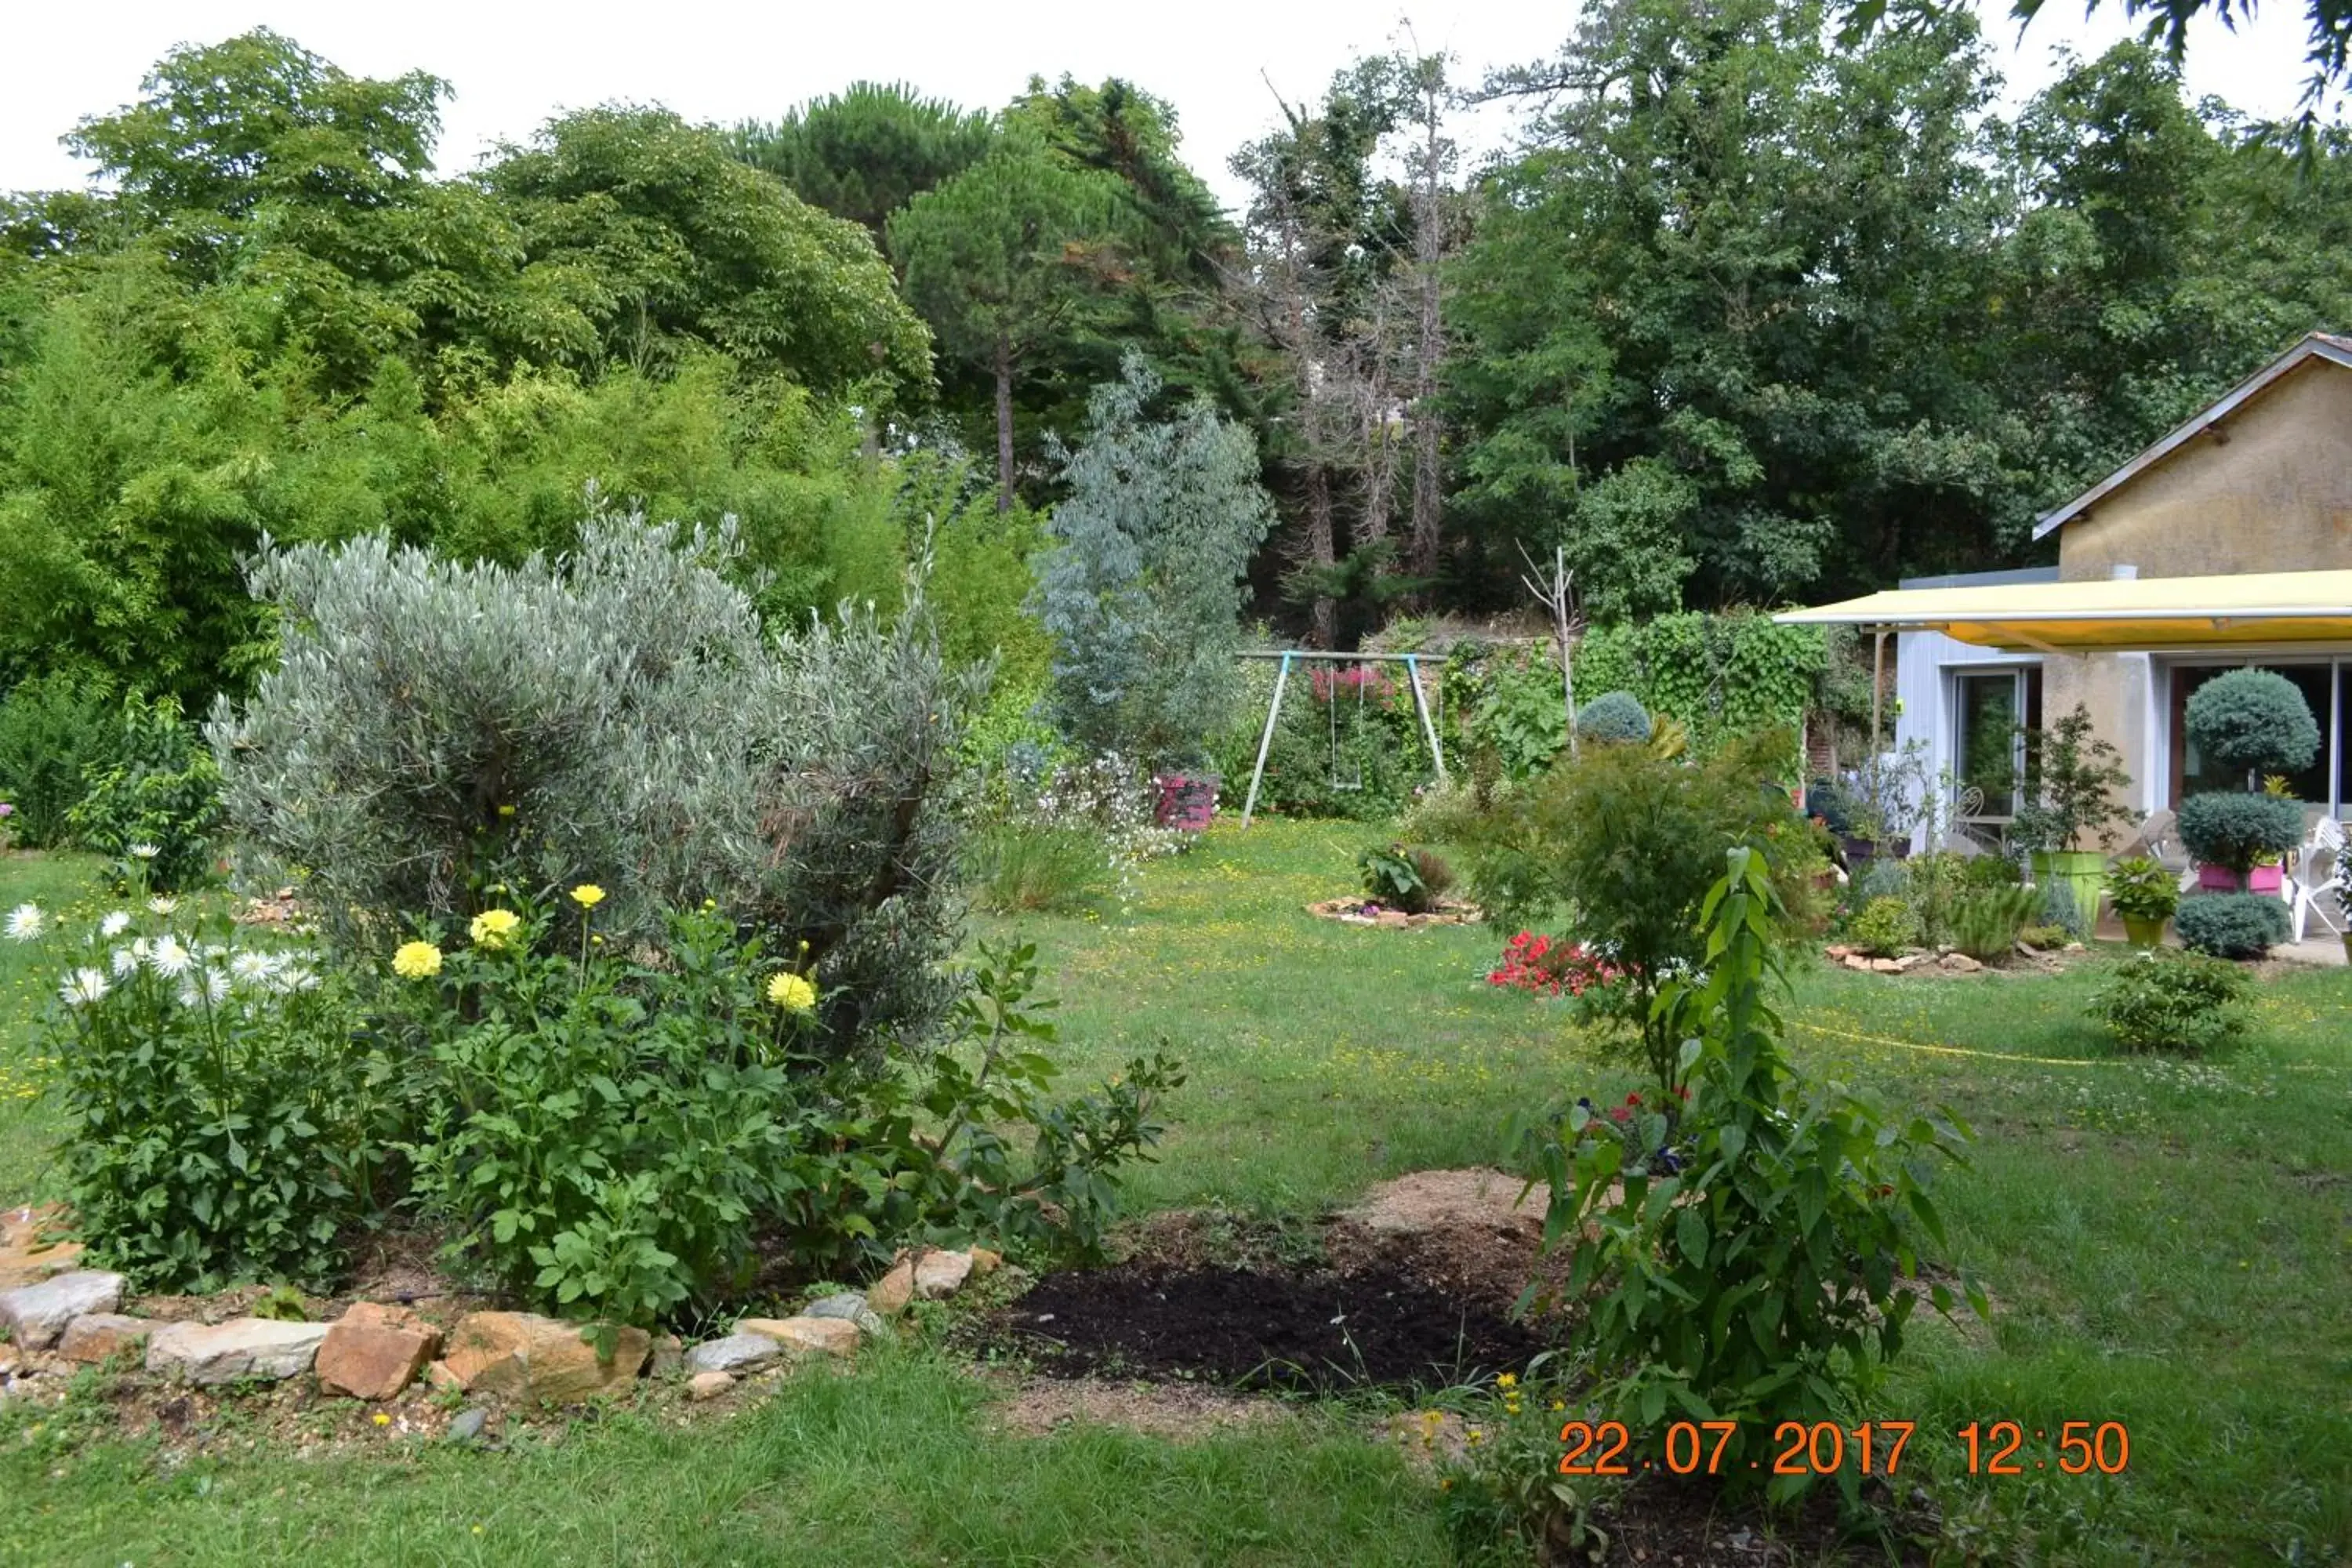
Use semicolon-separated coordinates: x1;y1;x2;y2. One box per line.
1558;1418;2130;1478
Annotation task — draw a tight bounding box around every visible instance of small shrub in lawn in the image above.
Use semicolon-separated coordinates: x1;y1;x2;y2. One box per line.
2173;892;2291;959
16;902;370;1291
1359;843;1452;913
1522;848;1979;1502
2089;947;2253;1054
2018;922;2074;950
1433;731;1817;1096
1574;691;1652;746
1849;895;1921;957
1948;885;2041;961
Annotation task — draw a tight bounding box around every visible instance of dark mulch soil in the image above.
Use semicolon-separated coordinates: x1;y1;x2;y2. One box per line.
970;1259;1550;1392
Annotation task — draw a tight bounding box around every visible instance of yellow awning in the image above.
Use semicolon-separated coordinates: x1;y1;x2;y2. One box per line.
1774;569;2352;653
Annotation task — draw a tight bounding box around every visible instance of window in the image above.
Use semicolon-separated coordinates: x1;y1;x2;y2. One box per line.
1955;668;2040;818
2167;659;2347;811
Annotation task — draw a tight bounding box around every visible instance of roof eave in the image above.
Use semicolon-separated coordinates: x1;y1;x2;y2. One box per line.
2029;335;2352;542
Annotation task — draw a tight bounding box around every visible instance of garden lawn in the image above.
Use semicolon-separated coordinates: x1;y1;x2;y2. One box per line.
2;824;2347;1565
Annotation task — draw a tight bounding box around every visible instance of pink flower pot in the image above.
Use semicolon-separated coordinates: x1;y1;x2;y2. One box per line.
2197;863;2284;894
1154;773;1218;830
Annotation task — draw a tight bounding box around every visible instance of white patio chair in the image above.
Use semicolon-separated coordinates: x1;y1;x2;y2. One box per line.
2286;815;2346;942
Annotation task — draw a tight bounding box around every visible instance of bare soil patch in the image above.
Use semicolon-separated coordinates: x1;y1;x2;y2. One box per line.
985;1374;1290;1440
973;1259;1546;1392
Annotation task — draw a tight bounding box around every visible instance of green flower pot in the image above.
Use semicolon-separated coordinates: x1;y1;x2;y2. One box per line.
2121;913;2168;949
2031;849;2108;932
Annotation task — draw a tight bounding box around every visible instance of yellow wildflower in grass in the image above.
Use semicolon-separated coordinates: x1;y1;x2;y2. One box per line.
570;884;606;909
1495;1373;1516;1389
468;909;521;950
372;1411;391;1428
767;971;817;1013
391;941;443;979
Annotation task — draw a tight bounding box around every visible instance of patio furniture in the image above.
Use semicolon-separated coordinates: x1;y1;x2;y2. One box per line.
2285;815;2346;942
2121;809;2200;895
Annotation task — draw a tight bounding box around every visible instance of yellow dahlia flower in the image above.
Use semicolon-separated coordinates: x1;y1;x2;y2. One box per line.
392;941;443;979
767;971;817;1013
468;909;521;949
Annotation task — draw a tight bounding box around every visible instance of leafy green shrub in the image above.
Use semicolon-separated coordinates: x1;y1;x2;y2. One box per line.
1849;895;1922;956
67;695;222;891
2173;892;2290;959
1958;852;2024;890
1948;885;2041;960
2089;948;2253;1053
1432;731;1813;1094
1359;843;1451;913
210;514;983;1062
0;673;117;849
397;894;808;1322
1528;849;1977;1497
1574;691;1652;745
2176;793;2303;878
2183;668;2321;775
23;902;372;1290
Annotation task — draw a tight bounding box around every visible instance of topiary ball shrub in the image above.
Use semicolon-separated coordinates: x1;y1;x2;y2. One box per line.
1576;691;1653;745
2173;892;2290;959
2089;947;2253;1054
2175;792;2304;875
2184;668;2321;775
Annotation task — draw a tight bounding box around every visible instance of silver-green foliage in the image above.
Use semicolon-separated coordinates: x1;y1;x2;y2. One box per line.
209;509;980;1057
1034;354;1275;770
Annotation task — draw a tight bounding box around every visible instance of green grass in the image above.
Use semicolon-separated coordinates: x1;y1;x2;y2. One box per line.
2;824;2348;1564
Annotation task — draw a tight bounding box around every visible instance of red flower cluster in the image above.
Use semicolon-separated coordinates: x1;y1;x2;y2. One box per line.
1486;931;1622;997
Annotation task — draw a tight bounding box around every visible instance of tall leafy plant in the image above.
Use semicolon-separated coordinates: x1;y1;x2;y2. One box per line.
1529;848;1980;1502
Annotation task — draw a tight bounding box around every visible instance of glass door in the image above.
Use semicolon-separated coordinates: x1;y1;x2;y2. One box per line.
1955;670;2027;820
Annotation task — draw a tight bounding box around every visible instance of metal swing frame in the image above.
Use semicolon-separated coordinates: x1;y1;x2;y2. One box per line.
1234;651;1449;827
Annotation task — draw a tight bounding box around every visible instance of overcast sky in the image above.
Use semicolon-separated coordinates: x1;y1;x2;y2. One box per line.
0;0;2325;215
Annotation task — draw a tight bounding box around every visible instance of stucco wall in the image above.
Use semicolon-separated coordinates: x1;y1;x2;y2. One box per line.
2058;359;2352;583
2045;358;2352;815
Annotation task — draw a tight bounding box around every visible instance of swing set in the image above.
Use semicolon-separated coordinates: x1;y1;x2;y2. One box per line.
1234;651;1449;826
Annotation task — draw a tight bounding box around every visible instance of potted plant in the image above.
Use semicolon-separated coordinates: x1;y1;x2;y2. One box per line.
2174;669;2318;959
2106;856;2179;948
2013;704;2134;928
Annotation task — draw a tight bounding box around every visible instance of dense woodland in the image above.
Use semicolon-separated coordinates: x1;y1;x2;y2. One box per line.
5;5;2352;709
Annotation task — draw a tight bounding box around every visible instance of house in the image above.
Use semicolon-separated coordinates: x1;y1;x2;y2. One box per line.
1782;332;2352;845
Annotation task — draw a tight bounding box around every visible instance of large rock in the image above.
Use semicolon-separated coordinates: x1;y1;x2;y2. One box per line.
735;1316;858;1359
916;1250;975;1298
439;1312;648;1403
147;1319;330;1385
866;1255;917;1316
687;1370;735;1402
684;1333;782;1375
798;1293;887;1338
58;1312;153;1365
0;1270;123;1351
0;1205;85;1290
316;1301;442;1400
